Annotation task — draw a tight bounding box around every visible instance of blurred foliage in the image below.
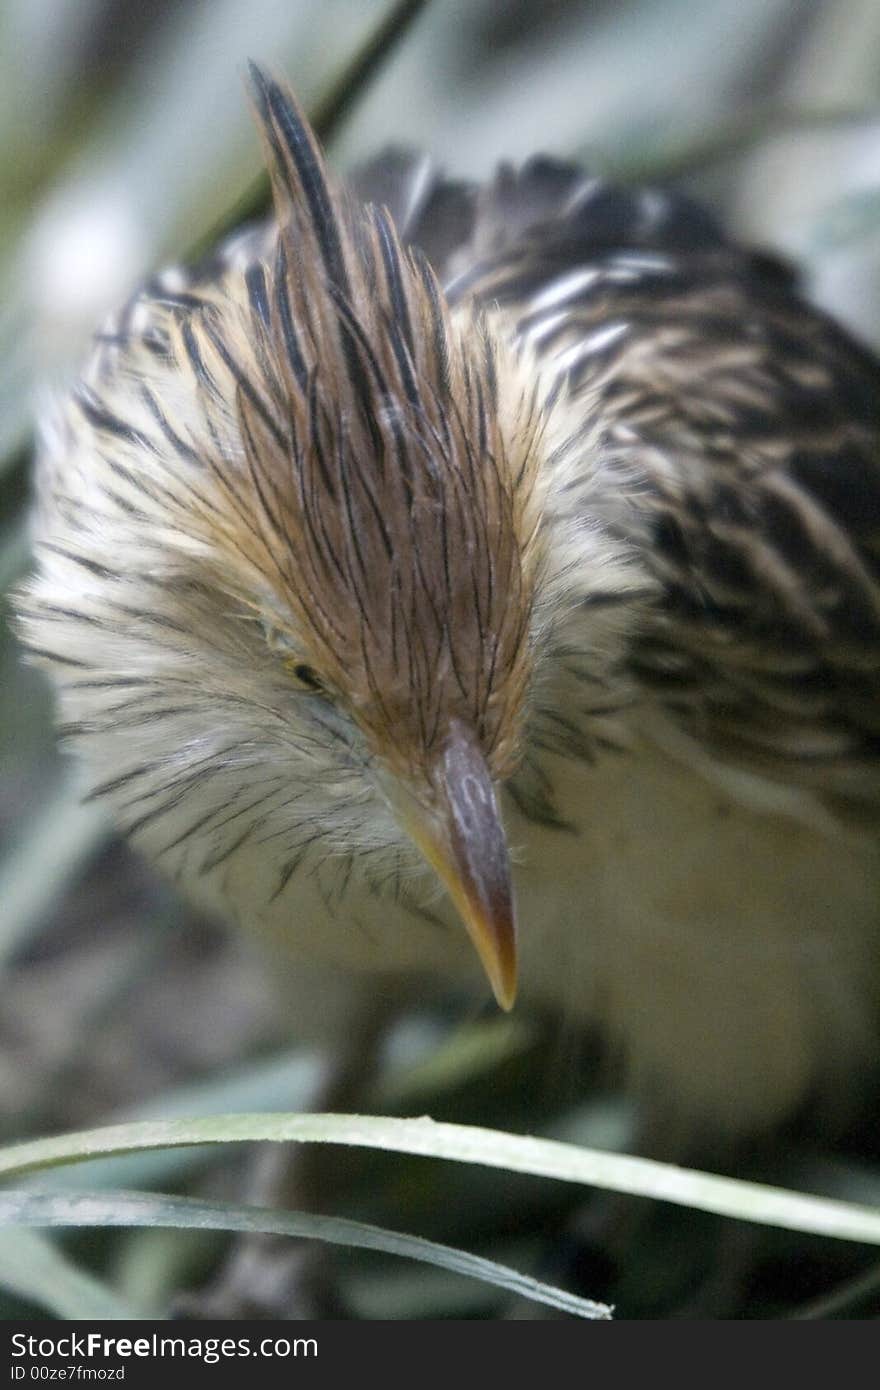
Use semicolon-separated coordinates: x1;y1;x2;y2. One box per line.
2;0;880;1321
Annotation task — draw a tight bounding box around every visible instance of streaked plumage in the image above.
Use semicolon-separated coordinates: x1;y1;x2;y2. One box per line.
17;67;880;1132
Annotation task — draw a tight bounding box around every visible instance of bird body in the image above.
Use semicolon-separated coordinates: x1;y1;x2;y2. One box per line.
18;70;880;1135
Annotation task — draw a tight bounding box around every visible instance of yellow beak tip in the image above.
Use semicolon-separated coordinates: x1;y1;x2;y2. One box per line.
493;976;518;1012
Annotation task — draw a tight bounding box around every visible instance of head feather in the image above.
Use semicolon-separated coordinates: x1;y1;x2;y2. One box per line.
209;67;547;780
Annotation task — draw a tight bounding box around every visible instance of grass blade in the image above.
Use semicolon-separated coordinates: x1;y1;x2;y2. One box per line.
2;1111;880;1246
0;1189;611;1320
0;1228;139;1319
0;768;108;967
193;0;432;256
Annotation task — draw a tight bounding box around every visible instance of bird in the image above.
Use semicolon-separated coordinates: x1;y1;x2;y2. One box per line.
16;63;880;1141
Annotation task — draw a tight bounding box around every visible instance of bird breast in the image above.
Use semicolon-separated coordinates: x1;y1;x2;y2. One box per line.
199;717;880;1136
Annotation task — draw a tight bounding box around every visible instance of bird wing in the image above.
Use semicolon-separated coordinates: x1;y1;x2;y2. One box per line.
356;152;880;808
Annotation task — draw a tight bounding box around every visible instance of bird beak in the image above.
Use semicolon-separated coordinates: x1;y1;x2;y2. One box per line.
390;722;518;1011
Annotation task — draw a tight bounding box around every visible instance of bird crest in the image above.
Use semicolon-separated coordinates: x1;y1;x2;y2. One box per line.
229;65;546;780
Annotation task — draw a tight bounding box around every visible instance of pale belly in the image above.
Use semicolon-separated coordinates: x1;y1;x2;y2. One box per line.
204;734;880;1135
512;742;880;1131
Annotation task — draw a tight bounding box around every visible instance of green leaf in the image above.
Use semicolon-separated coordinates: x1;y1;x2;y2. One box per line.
0;1189;611;1320
0;1228;139;1319
0;768;109;967
2;1111;880;1246
0;518;30;593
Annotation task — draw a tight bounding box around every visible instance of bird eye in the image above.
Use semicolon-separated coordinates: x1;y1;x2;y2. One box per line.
290;662;324;693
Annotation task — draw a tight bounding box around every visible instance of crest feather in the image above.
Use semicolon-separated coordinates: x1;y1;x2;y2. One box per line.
229;65;546;776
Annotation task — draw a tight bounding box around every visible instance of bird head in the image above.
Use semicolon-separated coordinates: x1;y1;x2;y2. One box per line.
20;68;623;1013
187;68;547;1007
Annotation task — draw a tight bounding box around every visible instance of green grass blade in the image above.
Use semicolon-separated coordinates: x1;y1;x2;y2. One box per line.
0;516;31;593
2;1111;880;1246
311;0;431;143
0;768;109;967
0;1228;140;1319
0;1189;611;1320
192;0;432;257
